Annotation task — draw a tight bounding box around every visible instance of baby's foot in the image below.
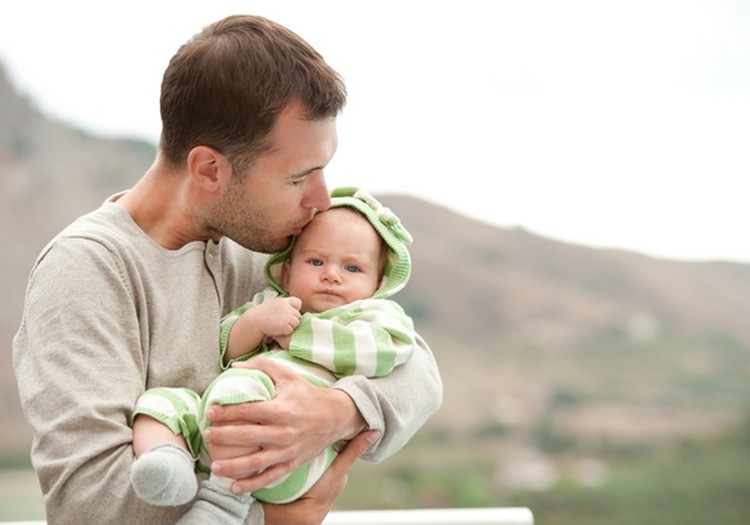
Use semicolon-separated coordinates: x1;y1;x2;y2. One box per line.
131;444;197;506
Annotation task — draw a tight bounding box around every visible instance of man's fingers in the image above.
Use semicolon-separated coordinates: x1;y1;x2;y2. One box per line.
205;402;275;426
292;429;380;504
229;462;294;494
329;429;380;474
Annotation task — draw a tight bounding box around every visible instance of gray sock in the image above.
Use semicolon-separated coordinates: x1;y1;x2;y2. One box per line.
131;443;198;506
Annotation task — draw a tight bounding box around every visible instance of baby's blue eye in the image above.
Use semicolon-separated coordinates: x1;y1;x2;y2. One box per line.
310;259;323;266
345;264;361;273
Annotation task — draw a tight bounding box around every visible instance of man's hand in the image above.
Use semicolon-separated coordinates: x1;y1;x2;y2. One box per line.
203;357;368;494
262;429;381;525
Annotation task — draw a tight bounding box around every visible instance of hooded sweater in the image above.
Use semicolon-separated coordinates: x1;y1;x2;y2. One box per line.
219;188;417;378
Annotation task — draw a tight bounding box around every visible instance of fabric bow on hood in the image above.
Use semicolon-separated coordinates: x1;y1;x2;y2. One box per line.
264;187;413;299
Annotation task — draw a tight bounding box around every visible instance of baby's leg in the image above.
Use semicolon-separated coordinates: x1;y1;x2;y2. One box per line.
200;368;276;464
201;356;338;503
130;387;202;506
133;413;188;457
251;445;336;504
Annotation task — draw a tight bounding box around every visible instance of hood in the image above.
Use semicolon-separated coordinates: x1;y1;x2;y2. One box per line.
264;186;413;299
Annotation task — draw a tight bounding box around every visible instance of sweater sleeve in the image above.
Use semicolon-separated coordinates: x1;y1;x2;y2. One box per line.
332;331;443;463
287;299;416;378
13;238;193;523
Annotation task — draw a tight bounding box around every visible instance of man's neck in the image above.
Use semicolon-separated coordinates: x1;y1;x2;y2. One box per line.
117;164;202;250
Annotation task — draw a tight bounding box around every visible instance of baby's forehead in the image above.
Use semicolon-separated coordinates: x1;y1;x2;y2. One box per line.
295;206;385;251
312;206;373;231
293;207;369;241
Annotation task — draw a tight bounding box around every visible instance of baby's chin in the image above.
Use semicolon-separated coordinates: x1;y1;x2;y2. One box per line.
306;295;347;312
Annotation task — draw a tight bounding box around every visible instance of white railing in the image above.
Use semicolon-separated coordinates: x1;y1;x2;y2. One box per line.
4;508;534;525
324;507;534;524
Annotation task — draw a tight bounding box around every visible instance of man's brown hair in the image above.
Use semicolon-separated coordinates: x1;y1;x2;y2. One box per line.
159;15;347;173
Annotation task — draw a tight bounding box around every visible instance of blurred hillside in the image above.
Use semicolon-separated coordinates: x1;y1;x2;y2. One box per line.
2;64;750;523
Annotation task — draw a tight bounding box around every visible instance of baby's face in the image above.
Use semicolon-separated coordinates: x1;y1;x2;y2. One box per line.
282;208;383;313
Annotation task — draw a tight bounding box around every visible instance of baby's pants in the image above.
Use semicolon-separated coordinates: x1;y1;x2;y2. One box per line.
133;351;337;504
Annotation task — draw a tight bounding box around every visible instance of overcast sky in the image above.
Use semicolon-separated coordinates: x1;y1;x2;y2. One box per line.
1;0;748;263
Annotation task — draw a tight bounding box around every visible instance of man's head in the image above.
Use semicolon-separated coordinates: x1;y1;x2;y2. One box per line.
163;16;344;253
159;15;346;174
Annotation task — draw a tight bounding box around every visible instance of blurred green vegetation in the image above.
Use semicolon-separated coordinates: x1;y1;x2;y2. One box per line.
0;468;44;521
3;419;749;523
337;416;750;525
510;428;750;524
3;329;747;523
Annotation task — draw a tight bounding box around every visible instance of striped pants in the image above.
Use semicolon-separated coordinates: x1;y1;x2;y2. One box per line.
133;350;337;504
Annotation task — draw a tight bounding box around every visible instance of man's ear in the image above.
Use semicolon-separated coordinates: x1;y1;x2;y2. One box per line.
187;146;231;192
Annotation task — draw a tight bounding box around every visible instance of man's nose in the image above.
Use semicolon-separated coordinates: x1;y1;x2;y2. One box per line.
304;171;331;212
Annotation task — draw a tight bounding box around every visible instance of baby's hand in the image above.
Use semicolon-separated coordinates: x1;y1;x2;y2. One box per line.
227;297;303;360
256;296;302;338
273;333;292;350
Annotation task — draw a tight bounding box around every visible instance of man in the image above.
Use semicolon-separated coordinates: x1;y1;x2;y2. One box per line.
13;15;442;524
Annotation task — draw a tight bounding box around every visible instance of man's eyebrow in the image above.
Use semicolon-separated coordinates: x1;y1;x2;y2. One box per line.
290;165;325;178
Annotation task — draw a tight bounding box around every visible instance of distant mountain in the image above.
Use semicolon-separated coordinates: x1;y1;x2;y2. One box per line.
0;65;156;322
378;193;750;441
2;62;749;470
383;193;750;345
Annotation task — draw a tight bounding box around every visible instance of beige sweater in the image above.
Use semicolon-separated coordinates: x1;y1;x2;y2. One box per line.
13;200;442;524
